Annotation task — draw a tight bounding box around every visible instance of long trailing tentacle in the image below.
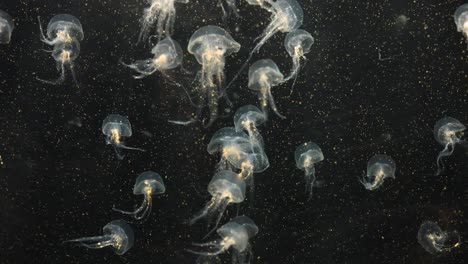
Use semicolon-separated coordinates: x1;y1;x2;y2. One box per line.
37;62;66;85
113;196;148;216
189;195;218;225
113;145;125;160
64;235;114;249
436;143;455;175
117;143;146;152
38;16;56;45
135;197;152;221
305;166;316;201
187;239;227;256
203;198;229;239
266;86;286;119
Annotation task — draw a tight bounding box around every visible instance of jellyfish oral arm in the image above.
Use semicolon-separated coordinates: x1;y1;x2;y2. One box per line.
64;235;114;249
113;195;152;220
189;193;230;229
188;237;234;256
436;142;455;175
122;59;158;79
265;85;286;119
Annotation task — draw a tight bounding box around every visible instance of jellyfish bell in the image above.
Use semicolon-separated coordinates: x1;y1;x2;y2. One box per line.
102;114;144;159
295;142;324;200
360;154;396;191
433;117;466;175
234;105;267;133
46;14;84;42
454;4;468;38
0;10;14;44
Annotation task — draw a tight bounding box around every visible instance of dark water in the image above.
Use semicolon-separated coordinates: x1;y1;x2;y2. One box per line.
0;0;467;263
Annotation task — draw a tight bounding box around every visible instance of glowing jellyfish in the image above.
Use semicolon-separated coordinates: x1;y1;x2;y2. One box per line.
295;142;324;200
123;37;183;79
359;154;396;190
188;25;241;127
190;170;246;232
64;220;134;255
454;4;468;40
417;221;461;255
0;10;14;44
138;0;189;42
113;171;165;221
102;114;145;160
234;105;267;148
248;59;285;119
283;29;314;89
189;215;258;264
433;117;466;175
38;14;84;85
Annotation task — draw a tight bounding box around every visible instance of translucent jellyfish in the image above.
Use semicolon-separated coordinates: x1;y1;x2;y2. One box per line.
283;29;314;90
190;170;246;233
189;216;258;264
417;221;461;255
102;114;145;160
113;171;165;221
0;10;14;44
38;14;84;85
454;4;468;40
359;154;396;190
225;0;303;90
218;0;239;21
64;220;134;255
248;59;285;119
188;25;241;127
234;105;267;148
123;37;183;79
433;117;466;175
138;0;189;42
295;142;324;200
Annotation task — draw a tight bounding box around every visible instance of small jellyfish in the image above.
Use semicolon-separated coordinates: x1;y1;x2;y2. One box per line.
64;220;134;255
433;117;466;175
283;29;314;90
454;4;468;41
113;171;165;221
234;105;267;148
188;25;240;127
0;10;14;44
190;170;246;233
123;37;183;79
295;142;324;200
248;59;285;119
417;221;461;255
38;14;84;85
359;154;396;190
138;0;189;42
189;216;258;264
102;114;145;160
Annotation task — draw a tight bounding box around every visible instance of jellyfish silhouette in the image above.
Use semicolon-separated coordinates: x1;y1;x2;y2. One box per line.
0;10;14;44
295;142;324;200
64;220;134;255
433;117;466;175
102;114;145;160
113;171;165;222
38;14;84;85
417;221;461;255
359;154;396;190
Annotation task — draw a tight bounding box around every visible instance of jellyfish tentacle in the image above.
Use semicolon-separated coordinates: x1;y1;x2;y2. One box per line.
203;198;229;239
37;62;66;85
113;195;148;216
135;196;153;221
436;143;455;175
266;86;286;119
304;166;316;200
117;144;146;152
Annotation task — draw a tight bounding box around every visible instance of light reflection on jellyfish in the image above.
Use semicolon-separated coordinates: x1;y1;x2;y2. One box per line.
38;14;83;85
102;114;145;160
248;59;285;119
190;170;246;234
433;117;466;175
188;26;240;127
138;0;189;42
234;105;266;148
359;154;396;190
454;4;468;42
123;37;183;79
0;10;14;44
417;221;461;255
188;216;258;264
64;220;134;255
113;171;165;222
283;29;314;91
295;142;324;200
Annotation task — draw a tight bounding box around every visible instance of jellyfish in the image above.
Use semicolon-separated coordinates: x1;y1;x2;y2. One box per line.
294;142;324;200
189;216;258;264
138;0;189;42
218;0;239;21
188;25;240;127
225;0;303;90
248;59;285;119
113;171;165;221
433;117;466;175
0;10;14;44
359;154;396;190
102;114;145;160
190;170;246;233
64;220;134;255
417;221;461;255
123;37;183;79
454;4;468;41
38;14;84;85
234;105;266;149
283;29;314;90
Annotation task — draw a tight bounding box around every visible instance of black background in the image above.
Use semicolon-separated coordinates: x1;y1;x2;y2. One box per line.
0;0;467;263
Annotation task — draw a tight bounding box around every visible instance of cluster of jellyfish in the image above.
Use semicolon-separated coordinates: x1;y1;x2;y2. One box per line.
187;105;269;262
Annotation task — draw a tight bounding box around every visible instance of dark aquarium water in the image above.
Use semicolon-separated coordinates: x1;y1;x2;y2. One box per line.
0;0;467;263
